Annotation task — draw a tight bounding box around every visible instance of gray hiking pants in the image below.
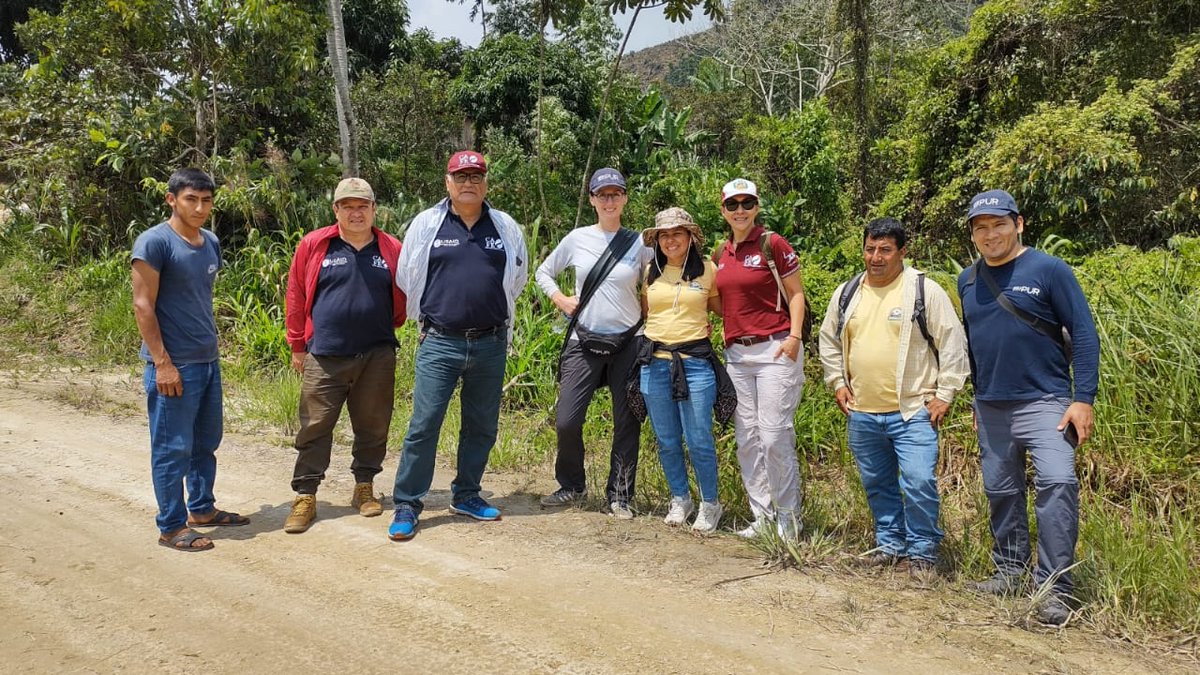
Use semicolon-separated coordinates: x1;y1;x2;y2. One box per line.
976;396;1079;595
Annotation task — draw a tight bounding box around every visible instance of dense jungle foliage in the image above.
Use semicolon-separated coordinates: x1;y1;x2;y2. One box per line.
1;0;1197;640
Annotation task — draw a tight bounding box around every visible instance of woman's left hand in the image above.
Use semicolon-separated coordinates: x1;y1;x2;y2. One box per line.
774;335;801;362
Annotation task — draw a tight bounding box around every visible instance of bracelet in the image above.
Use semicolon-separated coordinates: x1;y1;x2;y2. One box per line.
787;334;801;340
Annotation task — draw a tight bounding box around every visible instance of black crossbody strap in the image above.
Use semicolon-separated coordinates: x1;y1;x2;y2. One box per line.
563;228;639;344
974;259;1066;347
835;272;865;340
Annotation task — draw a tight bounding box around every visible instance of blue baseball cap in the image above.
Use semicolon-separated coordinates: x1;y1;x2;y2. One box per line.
589;168;626;193
967;189;1020;222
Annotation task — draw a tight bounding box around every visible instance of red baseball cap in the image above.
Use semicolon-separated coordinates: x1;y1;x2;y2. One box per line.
447;150;487;174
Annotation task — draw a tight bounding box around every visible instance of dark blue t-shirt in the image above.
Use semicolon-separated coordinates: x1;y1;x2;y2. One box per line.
958;248;1099;404
131;222;221;364
420;208;508;329
308;237;397;356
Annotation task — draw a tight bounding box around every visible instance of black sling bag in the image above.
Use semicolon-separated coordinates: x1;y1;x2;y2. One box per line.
556;228;641;377
967;259;1072;361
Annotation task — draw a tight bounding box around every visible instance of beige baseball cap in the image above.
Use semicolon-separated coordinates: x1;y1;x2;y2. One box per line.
333;177;375;204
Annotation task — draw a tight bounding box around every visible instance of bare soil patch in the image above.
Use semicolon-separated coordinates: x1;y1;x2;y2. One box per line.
0;369;1187;674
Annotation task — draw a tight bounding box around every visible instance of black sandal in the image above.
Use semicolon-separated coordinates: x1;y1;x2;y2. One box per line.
158;529;214;552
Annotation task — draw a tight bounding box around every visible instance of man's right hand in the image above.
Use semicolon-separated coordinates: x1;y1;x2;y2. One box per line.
552;292;579;317
835;386;856;416
291;352;306;373
155;361;183;397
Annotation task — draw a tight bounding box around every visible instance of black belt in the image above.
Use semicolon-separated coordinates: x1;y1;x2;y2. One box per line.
728;329;790;347
422;321;505;339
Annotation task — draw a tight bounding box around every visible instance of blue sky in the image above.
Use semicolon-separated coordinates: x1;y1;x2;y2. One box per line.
407;2;712;53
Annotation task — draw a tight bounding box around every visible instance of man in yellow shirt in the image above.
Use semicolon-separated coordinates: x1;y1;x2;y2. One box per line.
818;218;969;578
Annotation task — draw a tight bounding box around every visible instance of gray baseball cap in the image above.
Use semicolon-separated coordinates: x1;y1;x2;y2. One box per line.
589;168;626;193
967;189;1019;221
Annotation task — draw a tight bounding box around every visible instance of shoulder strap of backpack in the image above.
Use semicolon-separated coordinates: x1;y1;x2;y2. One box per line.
912;272;939;364
759;231;788;312
835;272;865;340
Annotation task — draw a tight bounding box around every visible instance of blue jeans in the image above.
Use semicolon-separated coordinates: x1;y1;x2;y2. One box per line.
144;361;223;534
847;408;941;561
392;331;506;514
640;357;719;502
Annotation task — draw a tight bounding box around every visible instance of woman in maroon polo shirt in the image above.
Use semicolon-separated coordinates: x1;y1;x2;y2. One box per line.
712;178;806;541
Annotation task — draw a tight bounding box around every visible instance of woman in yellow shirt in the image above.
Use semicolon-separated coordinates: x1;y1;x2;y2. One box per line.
637;207;725;533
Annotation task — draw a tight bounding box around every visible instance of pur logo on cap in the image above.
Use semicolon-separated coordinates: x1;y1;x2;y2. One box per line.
596;172;619;182
974;197;1001;208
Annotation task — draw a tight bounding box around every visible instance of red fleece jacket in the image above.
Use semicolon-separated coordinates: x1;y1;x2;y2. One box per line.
285;224;407;353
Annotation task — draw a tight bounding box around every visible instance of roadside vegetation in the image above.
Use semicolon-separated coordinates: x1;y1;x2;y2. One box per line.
1;0;1197;646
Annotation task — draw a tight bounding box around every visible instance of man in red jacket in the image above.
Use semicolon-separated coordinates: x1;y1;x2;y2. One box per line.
282;177;407;533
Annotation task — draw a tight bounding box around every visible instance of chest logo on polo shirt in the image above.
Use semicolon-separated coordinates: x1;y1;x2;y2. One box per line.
743;254;764;268
888;307;903;321
1012;285;1042;297
433;238;460;248
322;256;349;267
371;255;389;270
207;264;218;275
484;237;505;251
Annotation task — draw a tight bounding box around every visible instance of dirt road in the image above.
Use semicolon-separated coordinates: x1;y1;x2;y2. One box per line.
0;370;1183;674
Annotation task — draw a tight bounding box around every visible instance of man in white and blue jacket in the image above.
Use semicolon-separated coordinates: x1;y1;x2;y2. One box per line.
958;189;1099;626
388;150;528;541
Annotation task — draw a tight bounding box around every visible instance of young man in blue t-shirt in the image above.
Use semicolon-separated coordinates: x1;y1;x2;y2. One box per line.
132;168;248;553
958;189;1100;626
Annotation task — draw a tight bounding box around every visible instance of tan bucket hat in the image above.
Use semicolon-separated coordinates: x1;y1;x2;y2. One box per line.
642;207;704;247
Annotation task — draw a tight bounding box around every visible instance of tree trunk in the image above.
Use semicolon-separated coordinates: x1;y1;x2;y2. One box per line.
326;0;358;177
575;4;642;228
535;4;549;225
840;0;871;219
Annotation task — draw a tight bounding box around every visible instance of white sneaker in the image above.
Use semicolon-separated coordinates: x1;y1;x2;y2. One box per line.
610;500;634;520
663;496;694;526
692;501;723;533
776;511;803;542
736;518;769;539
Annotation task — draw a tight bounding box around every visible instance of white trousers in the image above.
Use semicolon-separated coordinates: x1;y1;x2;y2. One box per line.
726;338;804;520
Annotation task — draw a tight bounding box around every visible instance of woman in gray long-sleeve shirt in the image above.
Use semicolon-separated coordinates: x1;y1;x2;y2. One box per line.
534;168;652;518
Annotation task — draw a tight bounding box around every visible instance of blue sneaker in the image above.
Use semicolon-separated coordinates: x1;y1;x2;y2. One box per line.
388;504;419;540
449;496;501;521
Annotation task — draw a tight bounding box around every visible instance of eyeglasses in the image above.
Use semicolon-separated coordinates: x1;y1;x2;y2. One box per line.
592;192;626;202
723;198;758;211
451;172;486;185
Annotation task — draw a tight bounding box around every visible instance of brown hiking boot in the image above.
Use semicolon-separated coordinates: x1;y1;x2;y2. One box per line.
351;482;382;517
284;494;317;533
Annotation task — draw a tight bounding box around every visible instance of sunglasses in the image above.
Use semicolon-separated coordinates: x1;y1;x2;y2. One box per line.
723;198;758;211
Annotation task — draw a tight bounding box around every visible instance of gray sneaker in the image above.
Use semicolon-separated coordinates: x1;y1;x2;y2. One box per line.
609;501;634;520
540;488;585;507
1035;594;1072;626
970;572;1026;596
853;551;903;568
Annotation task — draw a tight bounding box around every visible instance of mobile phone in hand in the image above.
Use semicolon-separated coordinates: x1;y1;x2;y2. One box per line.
1063;422;1080;448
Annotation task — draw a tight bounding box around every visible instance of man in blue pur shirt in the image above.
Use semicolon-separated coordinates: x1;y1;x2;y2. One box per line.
958;189;1100;626
388;151;528;541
